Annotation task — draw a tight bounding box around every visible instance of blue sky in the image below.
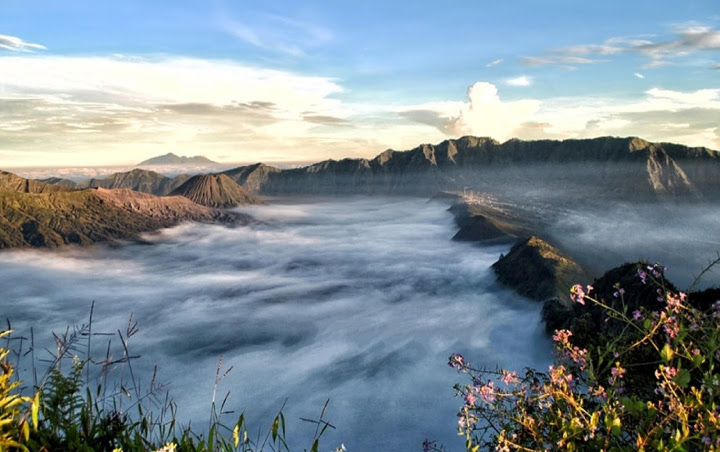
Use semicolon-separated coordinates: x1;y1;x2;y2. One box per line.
1;0;719;166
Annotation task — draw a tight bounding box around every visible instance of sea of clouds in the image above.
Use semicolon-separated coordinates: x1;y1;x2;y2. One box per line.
0;197;552;450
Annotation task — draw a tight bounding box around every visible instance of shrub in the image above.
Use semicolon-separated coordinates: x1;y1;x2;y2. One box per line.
450;263;720;451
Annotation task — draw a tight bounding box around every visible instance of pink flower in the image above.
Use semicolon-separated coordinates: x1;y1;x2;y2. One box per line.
464;392;477;406
632;310;644;320
570;284;586;305
501;370;519;385
552;329;572;343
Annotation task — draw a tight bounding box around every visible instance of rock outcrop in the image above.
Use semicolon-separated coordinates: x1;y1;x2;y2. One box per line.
492;236;590;304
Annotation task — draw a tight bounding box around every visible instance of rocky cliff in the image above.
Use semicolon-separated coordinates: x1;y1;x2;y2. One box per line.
222;163;281;193
243;136;717;200
491;236;591;305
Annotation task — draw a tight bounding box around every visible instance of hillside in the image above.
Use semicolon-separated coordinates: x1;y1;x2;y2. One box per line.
137;153;217;166
170;174;262;208
0;172;250;249
221;163;281;192
81;168;190;195
0;170;68;194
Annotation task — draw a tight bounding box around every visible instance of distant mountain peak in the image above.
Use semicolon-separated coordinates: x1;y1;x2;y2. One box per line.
137;153;217;166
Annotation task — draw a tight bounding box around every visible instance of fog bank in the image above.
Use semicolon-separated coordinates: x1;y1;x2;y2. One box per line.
1;197;551;450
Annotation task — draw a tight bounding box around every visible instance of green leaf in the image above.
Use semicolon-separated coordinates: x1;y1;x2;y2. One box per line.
693;354;705;366
674;369;691;389
311;438;319;452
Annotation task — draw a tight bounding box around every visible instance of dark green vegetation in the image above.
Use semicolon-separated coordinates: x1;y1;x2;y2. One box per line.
0;316;333;452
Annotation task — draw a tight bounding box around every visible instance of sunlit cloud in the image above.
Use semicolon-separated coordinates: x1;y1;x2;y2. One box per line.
0;34;46;52
634;72;645;79
400;82;720;150
485;58;503;67
504;76;532;87
526;25;720;68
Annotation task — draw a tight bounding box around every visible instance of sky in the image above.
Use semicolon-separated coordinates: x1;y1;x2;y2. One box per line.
1;0;719;167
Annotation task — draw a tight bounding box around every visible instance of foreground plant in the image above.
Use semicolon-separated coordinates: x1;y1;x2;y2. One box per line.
1;306;334;451
450;263;720;451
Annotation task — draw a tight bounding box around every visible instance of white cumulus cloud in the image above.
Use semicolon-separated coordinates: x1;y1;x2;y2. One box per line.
504;76;532;87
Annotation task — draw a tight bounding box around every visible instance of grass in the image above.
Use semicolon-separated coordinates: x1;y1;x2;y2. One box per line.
0;302;336;451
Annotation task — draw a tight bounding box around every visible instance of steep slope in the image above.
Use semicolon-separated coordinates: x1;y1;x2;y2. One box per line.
170;174;261;208
82;168;190;195
492;236;591;305
138;153;217;166
38;177;79;189
0;171;68;193
255;136;718;199
0;185;249;249
222;163;281;192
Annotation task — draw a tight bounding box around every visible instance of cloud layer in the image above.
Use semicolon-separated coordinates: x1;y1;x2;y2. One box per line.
0;198;552;451
524;25;720;69
0;34;46;52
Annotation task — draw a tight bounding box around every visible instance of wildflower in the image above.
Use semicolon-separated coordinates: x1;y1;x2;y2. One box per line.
549;365;573;387
332;444;347;452
609;362;626;385
632;310;644;320
464;389;477;406
568;346;588;370
570;284;586;305
477;381;496;402
153;443;177;452
552;329;572;343
638;268;648;284
663;316;679;339
501;370;519;385
448;354;465;371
